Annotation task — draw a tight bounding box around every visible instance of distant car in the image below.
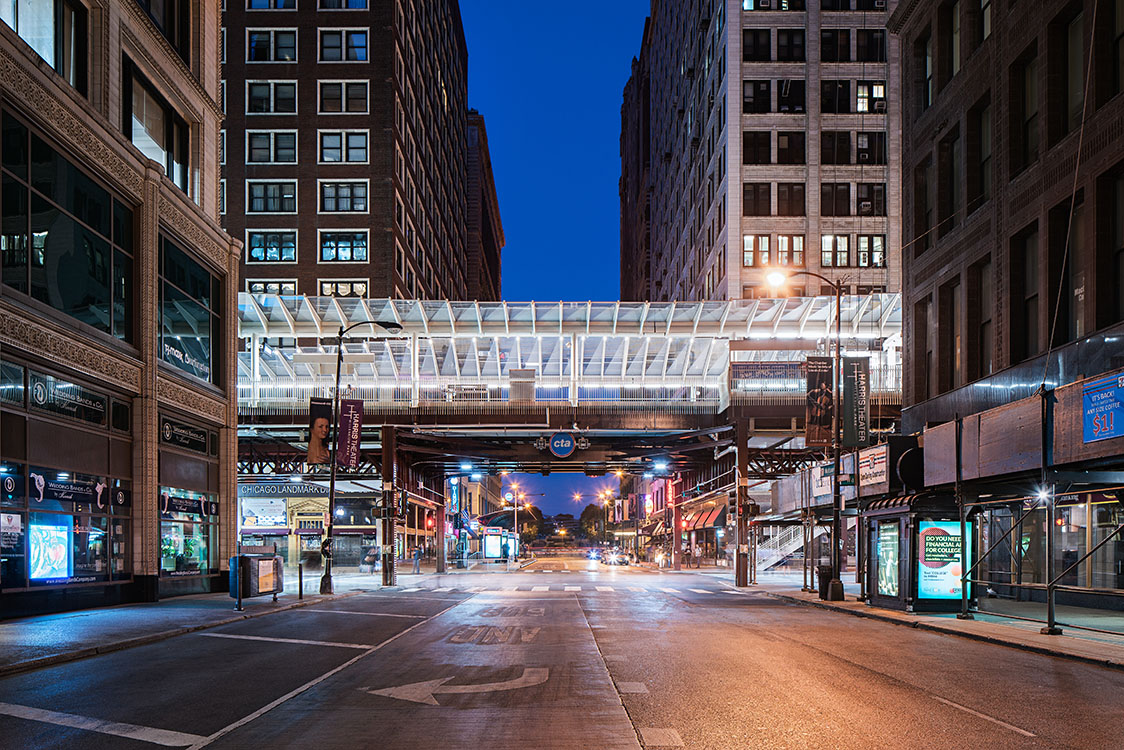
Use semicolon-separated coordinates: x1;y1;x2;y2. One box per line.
587;549;602;560
602;549;630;566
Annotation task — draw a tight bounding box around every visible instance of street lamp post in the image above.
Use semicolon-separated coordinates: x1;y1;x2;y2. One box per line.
320;317;402;595
767;270;845;601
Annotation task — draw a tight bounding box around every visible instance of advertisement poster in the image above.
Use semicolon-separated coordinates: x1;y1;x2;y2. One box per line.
307;398;333;465
258;558;276;592
1082;372;1124;443
858;444;889;486
918;521;971;599
30;522;71;579
336;399;363;468
842;357;871;448
877;521;899;597
805;357;833;446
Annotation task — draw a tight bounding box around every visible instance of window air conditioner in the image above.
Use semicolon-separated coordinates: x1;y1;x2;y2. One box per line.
874;0;887;9
759;0;771;7
874;100;887;112
859;200;873;213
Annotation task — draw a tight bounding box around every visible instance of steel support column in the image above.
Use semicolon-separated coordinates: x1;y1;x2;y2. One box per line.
381;425;397;587
436;502;447;574
735;419;749;587
672;489;682;571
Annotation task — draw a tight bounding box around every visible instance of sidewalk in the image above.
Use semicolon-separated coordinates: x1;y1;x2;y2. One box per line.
705;569;1124;671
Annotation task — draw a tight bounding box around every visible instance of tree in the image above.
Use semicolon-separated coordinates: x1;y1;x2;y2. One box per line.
579;503;603;540
519;505;544;544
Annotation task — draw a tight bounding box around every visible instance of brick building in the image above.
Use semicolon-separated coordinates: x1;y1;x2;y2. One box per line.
621;0;902;303
222;0;470;300
466;110;503;301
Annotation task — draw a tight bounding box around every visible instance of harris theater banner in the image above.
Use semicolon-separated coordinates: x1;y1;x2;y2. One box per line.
336;399;363;468
842;357;871;448
804;357;833;447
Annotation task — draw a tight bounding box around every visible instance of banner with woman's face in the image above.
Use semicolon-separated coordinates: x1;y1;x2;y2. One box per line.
307;397;333;465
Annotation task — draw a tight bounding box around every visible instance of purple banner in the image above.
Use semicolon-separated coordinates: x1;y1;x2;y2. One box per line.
336;399;363;469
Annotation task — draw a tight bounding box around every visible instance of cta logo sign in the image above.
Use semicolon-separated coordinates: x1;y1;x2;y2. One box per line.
548;432;577;458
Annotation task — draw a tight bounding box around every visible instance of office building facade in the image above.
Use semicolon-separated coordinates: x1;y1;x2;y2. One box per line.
622;0;901;302
222;0;469;300
1;0;239;616
466;109;503;301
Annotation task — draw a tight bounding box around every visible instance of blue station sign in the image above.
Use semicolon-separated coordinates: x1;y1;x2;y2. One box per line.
548;432;577;458
1082;372;1124;443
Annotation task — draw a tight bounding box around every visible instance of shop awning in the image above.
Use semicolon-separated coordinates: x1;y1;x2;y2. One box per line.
692;506;725;529
863;493;954;515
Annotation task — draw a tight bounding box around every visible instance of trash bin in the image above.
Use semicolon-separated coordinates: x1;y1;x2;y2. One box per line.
817;565;833;600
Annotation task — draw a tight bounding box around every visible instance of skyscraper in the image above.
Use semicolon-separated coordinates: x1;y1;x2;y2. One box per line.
621;0;901;302
222;0;470;300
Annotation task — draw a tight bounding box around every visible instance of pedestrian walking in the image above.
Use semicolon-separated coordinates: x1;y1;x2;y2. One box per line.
411;544;422;574
694;543;703;568
362;546;378;575
501;540;510;562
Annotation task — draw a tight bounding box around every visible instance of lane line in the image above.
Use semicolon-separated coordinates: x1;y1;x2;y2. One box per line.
931;697;1036;737
565;586;581;592
532;586;549;592
659;587;679;593
596;586;614;592
302;609;425;619
0;702;205;747
688;589;712;594
187;597;470;749
197;633;372;649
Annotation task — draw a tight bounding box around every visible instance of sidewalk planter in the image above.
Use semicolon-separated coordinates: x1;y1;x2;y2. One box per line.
863;493;976;613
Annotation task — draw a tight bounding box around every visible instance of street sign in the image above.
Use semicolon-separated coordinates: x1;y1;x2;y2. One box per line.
504;492;514;502
548;432;577;458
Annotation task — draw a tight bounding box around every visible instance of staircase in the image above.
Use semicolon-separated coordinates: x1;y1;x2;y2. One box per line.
755;525;807;570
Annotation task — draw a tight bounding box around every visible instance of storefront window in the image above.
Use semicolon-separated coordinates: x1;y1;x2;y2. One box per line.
877;520;899;596
1054;496;1087;587
0;361;24;405
1018;505;1047;585
1092;497;1124;589
159;236;222;384
27;511;108;584
1;461;24;506
159;487;218;576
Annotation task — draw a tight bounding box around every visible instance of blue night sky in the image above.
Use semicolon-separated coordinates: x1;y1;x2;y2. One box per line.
460;1;650;515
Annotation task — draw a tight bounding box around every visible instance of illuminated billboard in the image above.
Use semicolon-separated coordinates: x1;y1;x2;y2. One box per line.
918;521;971;599
30;521;71;579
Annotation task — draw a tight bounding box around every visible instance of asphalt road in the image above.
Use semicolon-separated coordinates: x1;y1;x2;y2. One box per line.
0;555;1120;749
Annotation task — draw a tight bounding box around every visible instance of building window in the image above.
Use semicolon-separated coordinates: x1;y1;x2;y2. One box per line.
743;29;770;61
742;235;769;267
246;81;296;113
247;279;296;295
319;181;368;212
821;235;850;267
318;81;368;113
919;32;933;111
822;29;850;62
914;157;933;253
856;132;886;164
1011;226;1040;362
319;0;366;7
742;131;771;164
857;183;886;216
967;102;991;211
1013;51;1039;172
777;132;805;164
972;259;994;378
246;29;296;62
777;183;805;216
1115;0;1124;95
1063;11;1084;136
319;29;368;61
124;66;188;193
821;183;850;216
246;231;296;263
979;0;992;43
777;29;805;61
821;131;851;164
320;279;368;297
777;235;804;266
134;0;188;62
857;29;886;61
246;131;296;163
160;236;221;384
318;130;368;163
218;179;225;214
943;1;962;82
1;111;135;342
856;81;886;112
743;80;771;113
857;235;886;267
320;231;368;262
0;0;87;94
938;131;961;234
742;183;771;216
777;79;805;112
821;80;851;113
247;181;296;213
248;0;296;8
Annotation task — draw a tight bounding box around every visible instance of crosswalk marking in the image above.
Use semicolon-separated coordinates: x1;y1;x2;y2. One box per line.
466;586;485;592
400;587;421;593
688;588;712;594
565;586;581;592
431;587;452;592
532;585;549;592
629;587;645;592
660;587;679;593
596;586;614;592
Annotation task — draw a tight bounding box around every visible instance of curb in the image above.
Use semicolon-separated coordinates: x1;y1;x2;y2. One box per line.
755;588;1124;673
0;590;364;678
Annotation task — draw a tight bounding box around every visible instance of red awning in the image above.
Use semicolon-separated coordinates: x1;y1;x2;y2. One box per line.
695;506;724;529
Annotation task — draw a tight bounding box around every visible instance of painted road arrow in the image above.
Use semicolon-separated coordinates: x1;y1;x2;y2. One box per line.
360;667;549;705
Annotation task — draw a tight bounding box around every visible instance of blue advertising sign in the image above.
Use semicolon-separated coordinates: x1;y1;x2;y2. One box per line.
1082;372;1124;443
917;521;971;599
548;432;577;458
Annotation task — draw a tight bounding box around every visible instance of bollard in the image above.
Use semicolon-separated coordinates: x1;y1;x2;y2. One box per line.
234;556;244;612
298;562;304;600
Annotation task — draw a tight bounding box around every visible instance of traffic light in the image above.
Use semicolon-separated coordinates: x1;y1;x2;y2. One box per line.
426;514;435;530
397;489;408;519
